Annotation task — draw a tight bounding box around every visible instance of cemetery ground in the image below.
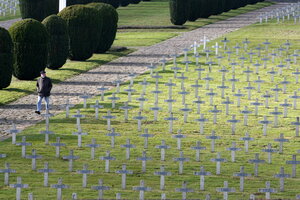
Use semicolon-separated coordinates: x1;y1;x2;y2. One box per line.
0;12;300;199
0;0;273;105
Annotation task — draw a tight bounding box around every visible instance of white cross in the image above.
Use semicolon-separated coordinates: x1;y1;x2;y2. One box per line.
200;36;210;50
212;42;222;55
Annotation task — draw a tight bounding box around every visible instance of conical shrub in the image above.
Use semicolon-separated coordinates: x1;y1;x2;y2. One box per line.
87;3;118;53
58;5;103;61
120;0;130;6
0;27;13;89
169;0;188;25
188;0;201;22
198;0;211;18
9;19;49;80
42;15;69;70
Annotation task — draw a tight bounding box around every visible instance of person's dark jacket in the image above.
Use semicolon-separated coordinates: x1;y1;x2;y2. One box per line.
37;76;52;97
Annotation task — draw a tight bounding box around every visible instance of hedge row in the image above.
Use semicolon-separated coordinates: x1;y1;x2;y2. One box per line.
19;0;150;21
170;0;265;25
0;3;118;89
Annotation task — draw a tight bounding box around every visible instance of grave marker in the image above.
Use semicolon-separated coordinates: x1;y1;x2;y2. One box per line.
79;93;92;109
91;179;110;200
154;165;171;190
274;167;290;192
121;139;136;160
240;132;254;153
286;155;300;178
77;164;94;188
233;166;251;192
116;164;133;189
90;100;103;120
172;130;186;150
8;123;20;144
137;151;152;173
132;180;151;200
191;141;206;162
25;149;42;170
10;177;28;200
140;129;154;149
262;143;277;164
175;181;194;200
100;150;115;173
108;93;120;109
194;166;211;191
86;138;101;160
50;137;66;158
72;110;85;131
51;178;69;200
248;153;265;177
0;162;16;185
97;85;108;101
102;110;116;131
274;133;289;154
173;151;189;174
106;128;121;148
38;162;55;187
16;136;32;158
211;152;227;175
155;140;170;161
226;142;241;162
216;181;235;200
63;150;79;172
258;181;277;200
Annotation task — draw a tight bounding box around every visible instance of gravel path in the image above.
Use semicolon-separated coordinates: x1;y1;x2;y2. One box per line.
0;3;287;140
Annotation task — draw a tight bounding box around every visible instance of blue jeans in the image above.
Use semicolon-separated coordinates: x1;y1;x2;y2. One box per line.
37;96;50;112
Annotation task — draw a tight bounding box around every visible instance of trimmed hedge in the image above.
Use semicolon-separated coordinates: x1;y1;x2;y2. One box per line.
58;5;102;61
120;0;130;7
187;0;200;22
0;27;13;89
198;0;211;18
131;0;141;4
169;0;188;25
170;0;264;25
8;19;49;80
42;15;69;70
87;3;118;53
67;0;120;9
19;0;59;21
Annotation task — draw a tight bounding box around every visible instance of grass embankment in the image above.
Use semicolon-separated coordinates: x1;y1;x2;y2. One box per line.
0;0;272;105
0;18;299;199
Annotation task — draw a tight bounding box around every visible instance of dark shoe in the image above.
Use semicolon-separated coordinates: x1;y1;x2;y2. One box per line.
35;111;40;115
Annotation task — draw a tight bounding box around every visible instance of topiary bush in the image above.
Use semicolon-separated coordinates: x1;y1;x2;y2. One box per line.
169;0;188;25
58;5;102;61
42;15;69;70
8;19;49;80
198;0;211;18
130;0;141;4
120;0;130;6
87;3;118;53
67;0;120;9
0;27;13;89
187;0;200;22
19;0;59;21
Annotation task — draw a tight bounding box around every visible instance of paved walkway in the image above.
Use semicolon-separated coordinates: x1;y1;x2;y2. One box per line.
0;3;287;140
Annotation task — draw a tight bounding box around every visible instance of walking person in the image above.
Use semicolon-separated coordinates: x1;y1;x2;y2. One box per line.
35;70;52;115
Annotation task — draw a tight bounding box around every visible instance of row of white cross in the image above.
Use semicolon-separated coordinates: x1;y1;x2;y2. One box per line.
258;2;300;24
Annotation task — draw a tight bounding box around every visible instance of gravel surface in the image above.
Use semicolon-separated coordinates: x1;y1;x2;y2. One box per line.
0;3;287;140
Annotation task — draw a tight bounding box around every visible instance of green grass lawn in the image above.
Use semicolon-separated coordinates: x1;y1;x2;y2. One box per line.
0;0;273;105
0;19;300;199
